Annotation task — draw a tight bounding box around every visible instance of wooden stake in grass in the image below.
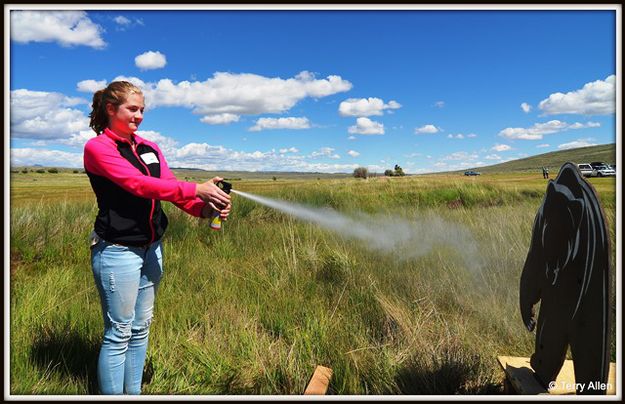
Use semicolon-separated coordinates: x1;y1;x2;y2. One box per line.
304;365;333;395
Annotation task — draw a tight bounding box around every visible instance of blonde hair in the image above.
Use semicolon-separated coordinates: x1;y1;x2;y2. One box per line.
89;81;143;135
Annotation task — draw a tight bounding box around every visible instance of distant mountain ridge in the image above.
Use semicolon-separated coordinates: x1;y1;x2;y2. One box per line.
462;143;616;174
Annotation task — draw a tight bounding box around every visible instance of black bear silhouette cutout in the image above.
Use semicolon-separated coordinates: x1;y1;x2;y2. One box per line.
519;162;611;395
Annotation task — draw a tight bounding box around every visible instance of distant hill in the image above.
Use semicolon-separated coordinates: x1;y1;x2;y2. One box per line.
462;143;616;174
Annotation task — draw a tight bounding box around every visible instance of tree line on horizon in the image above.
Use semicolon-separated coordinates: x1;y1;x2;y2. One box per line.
353;164;405;179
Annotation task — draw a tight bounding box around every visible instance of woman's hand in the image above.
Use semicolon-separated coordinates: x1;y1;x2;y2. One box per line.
201;201;232;220
196;177;231;212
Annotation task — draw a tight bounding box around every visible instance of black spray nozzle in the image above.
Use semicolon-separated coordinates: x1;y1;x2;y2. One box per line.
217;180;232;194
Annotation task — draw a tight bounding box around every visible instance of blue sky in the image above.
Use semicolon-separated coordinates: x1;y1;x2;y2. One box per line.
7;6;618;173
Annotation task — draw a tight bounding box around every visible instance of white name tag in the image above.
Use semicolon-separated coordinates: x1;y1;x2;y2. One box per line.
140;152;159;165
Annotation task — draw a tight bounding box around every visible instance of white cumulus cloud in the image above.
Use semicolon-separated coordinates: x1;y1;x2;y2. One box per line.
338;97;401;117
77;79;107;93
428;150;484;173
10;11;106;49
521;102;532;113
557;138;598;150
347;150;360;157
447;133;477;139
311;147;340;159
11;148;84;168
113;71;351;124
10;89;90;140
200;113;240;125
279;147;299;154
538;75;615;115
498;120;600;140
536;144;550;148
135;51;167;71
415;124;440;134
136;130;179;157
249;117;311;132
491;144;512;152
348;117;384;135
114;16;131;26
28;130;96;149
111;75;147;89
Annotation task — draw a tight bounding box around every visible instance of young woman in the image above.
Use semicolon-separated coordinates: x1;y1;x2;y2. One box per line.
84;81;231;394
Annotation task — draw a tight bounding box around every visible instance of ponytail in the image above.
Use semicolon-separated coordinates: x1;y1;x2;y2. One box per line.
89;89;107;135
88;81;143;135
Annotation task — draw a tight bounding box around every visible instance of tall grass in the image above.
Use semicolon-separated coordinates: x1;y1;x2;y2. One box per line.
9;173;617;395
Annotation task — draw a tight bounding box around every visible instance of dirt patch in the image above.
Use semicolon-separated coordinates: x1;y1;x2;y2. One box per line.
447;199;464;209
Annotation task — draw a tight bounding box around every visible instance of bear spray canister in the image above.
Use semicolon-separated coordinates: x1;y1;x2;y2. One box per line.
209;180;232;230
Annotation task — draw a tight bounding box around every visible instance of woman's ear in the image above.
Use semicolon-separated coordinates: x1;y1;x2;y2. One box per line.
105;102;116;117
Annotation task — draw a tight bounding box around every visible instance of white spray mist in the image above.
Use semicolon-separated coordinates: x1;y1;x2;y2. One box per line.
232;190;483;272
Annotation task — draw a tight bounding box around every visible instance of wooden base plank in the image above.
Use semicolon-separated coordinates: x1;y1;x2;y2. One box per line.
304;365;333;395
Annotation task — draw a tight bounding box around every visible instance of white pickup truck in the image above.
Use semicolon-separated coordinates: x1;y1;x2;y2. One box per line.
577;163;596;177
590;162;616;177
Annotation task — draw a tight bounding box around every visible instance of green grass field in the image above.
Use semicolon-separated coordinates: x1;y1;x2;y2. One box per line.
9;169;617;395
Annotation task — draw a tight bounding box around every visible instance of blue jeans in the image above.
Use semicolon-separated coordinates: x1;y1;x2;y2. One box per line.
91;238;163;395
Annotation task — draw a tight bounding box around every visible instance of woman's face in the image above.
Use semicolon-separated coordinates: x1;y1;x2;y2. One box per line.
107;92;145;137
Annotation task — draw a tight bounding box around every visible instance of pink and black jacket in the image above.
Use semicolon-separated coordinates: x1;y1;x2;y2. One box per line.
84;128;205;247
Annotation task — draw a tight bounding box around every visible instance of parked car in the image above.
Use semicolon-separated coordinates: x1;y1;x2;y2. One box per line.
590;162;616;177
577;163;597;178
464;170;481;176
